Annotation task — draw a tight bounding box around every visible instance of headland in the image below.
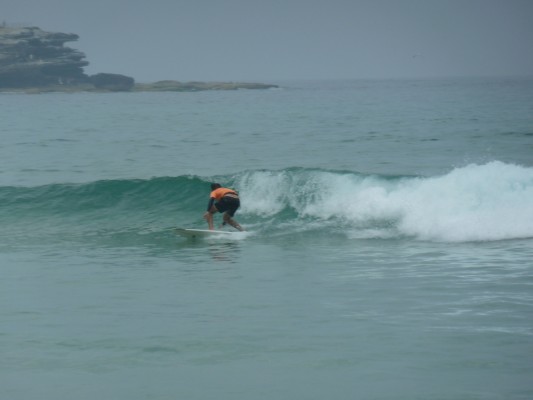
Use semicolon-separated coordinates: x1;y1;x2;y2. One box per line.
0;25;277;93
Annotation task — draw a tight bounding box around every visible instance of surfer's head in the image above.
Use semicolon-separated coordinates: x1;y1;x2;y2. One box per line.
211;183;221;190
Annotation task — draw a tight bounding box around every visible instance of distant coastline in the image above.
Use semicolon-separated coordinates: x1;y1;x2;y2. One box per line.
0;25;277;93
0;80;278;94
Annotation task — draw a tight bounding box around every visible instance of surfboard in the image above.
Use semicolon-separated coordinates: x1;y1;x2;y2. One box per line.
174;228;236;238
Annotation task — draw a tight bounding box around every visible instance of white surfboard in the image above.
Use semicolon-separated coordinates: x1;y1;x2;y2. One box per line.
174;228;237;238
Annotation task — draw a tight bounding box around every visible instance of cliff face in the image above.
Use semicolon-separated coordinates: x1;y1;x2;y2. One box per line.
0;25;276;92
0;26;90;88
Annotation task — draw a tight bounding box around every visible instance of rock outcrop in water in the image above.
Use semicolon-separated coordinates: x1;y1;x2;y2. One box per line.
89;73;135;91
0;25;277;93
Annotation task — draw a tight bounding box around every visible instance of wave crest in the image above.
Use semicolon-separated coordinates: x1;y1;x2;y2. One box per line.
2;162;532;242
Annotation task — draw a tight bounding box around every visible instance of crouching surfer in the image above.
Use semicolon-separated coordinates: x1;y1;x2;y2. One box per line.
203;183;244;231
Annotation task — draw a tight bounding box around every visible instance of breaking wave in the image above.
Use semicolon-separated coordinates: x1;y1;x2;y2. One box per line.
1;161;532;242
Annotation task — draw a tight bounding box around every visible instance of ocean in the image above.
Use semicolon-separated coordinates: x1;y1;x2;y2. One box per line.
1;77;533;400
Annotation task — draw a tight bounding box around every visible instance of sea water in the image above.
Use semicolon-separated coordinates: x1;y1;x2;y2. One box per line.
1;78;533;399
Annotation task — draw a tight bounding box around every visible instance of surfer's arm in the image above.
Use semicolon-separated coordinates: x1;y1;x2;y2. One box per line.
207;197;215;212
203;197;214;230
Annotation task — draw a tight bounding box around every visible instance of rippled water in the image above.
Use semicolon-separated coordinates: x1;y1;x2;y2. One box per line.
1;78;533;399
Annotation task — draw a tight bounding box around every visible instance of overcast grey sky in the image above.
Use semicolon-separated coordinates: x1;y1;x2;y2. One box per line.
3;0;533;82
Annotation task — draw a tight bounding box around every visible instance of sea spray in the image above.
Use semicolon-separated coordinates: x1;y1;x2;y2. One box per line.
394;161;533;241
235;162;533;242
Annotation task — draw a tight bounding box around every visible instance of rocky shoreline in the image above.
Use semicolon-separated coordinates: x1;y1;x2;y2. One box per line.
134;80;277;92
0;26;277;93
0;80;278;94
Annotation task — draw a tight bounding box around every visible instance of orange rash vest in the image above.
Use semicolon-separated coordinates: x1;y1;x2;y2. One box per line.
207;187;239;211
209;188;237;200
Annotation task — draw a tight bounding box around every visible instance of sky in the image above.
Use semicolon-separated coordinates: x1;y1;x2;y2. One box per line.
3;0;533;82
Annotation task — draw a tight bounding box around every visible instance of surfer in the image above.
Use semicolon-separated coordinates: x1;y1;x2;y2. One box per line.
203;183;244;231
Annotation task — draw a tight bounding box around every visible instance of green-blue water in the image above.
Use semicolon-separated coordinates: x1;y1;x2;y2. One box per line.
1;78;533;399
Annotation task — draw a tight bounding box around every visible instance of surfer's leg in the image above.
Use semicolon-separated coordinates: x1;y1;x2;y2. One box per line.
223;213;244;231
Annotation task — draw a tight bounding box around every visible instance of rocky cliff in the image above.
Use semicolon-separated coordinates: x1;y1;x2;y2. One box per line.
0;26;91;87
0;25;276;92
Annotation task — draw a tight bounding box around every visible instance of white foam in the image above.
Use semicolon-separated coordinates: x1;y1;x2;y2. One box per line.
395;162;533;241
236;170;289;216
236;162;533;242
